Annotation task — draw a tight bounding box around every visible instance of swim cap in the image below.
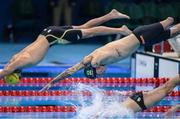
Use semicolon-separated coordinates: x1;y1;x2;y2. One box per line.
84;64;96;79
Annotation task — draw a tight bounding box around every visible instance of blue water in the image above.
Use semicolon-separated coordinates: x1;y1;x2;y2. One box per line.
0;82;179;119
0;66;179;118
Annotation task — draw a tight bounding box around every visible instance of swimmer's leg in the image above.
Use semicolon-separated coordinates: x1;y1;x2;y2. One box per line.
0;35;49;78
160;17;174;30
73;9;130;29
143;75;180;109
143;22;180;46
81;25;132;38
133;17;174;46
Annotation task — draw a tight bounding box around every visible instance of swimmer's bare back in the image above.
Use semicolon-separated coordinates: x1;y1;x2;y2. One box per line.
0;35;49;77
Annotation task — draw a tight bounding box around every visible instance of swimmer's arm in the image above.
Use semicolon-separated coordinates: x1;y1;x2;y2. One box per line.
40;62;85;92
50;62;85;84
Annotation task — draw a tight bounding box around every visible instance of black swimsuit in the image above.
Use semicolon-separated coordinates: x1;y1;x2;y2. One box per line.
41;26;82;46
133;23;170;46
130;92;147;110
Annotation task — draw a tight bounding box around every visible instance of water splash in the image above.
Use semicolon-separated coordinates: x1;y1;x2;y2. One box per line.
74;83;134;119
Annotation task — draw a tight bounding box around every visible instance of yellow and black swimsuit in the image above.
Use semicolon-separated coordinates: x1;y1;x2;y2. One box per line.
41;26;82;46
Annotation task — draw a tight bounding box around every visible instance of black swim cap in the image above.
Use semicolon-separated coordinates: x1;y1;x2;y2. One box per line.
84;64;96;79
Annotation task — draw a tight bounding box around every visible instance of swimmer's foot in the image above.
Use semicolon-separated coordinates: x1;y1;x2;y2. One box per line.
108;9;130;19
120;25;132;36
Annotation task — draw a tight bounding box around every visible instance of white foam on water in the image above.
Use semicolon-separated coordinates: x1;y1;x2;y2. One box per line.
74;83;134;119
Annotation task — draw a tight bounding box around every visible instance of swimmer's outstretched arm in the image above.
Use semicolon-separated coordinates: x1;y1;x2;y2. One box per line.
40;62;85;92
51;62;84;84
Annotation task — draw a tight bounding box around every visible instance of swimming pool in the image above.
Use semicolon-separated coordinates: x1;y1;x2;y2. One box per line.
0;66;179;119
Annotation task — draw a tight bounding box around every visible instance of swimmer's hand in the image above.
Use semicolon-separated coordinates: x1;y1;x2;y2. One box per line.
83;55;106;76
39;83;52;92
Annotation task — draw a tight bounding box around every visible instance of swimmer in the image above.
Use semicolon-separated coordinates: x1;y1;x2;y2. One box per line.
0;9;131;78
165;34;180;58
94;75;179;117
93;75;180;118
164;104;180;118
121;75;180;113
40;17;180;91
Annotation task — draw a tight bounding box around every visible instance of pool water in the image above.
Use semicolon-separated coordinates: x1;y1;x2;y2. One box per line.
0;66;179;119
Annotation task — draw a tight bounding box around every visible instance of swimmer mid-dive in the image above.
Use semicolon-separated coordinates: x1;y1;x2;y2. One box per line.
0;9;131;78
40;17;180;91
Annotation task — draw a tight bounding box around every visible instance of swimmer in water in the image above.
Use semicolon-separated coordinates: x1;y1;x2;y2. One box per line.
121;75;180;113
98;75;180;118
0;9;131;78
41;17;180;90
92;75;179;118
